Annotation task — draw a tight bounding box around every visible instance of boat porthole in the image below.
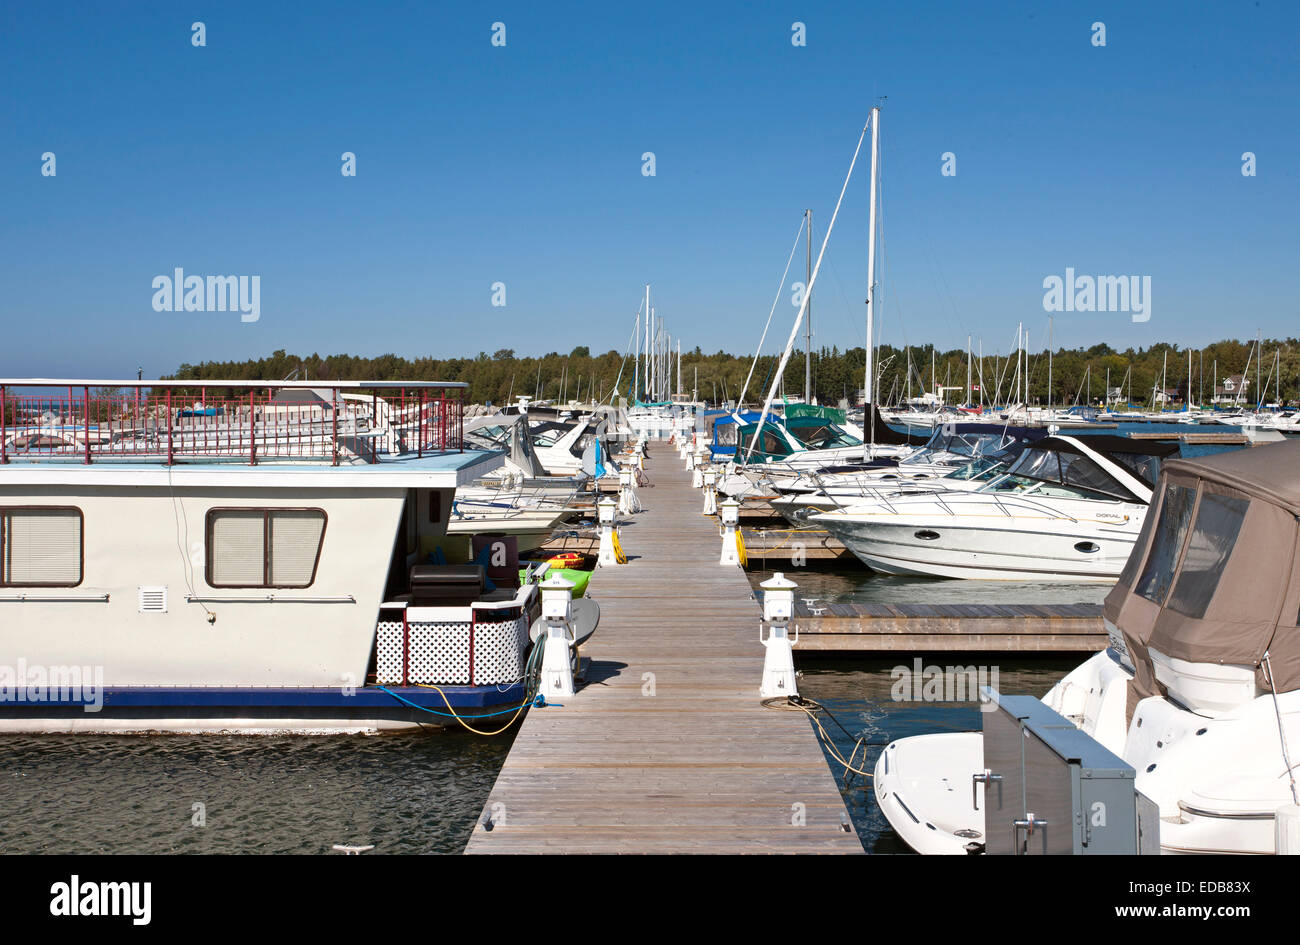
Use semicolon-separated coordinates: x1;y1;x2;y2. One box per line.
915;529;940;541
954;828;982;839
1074;541;1100;553
926;823;937;830
1196;728;1207;736
1156;741;1163;748
1146;763;1157;772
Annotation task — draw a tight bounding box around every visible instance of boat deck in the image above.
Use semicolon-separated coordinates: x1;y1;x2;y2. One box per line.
464;450;862;854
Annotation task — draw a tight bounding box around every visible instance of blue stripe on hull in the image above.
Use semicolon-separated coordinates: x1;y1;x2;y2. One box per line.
0;683;525;711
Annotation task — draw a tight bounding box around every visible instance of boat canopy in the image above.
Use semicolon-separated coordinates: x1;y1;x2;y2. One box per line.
782;415;861;450
1103;439;1300;710
784;402;847;424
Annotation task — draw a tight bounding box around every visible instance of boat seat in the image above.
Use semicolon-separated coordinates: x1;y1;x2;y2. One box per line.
409;565;486;607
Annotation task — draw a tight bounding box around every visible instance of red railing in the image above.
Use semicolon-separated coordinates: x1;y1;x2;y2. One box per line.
0;383;465;465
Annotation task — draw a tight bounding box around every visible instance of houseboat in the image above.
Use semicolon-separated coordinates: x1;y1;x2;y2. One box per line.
0;379;554;734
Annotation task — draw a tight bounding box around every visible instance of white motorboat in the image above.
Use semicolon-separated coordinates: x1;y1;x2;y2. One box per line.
875;439;1300;854
812;435;1177;582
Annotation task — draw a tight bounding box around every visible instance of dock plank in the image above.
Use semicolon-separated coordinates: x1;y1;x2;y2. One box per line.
465;450;862;855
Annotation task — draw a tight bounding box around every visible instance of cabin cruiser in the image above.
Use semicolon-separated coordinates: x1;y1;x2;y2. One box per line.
812;435;1178;582
767;425;1046;527
0;379;589;734
875;439;1300;854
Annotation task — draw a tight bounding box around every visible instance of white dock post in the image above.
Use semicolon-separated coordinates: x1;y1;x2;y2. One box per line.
702;467;718;515
538;573;577;700
759;573;799;698
679;432;690;463
1277;804;1300;854
719;498;743;567
618;466;636;515
635;438;645;471
692;448;706;488
596;497;623;567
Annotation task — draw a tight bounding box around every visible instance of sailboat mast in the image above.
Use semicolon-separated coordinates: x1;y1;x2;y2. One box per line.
966;335;972;407
805;208;813;403
1048;315;1053;410
864;105;880;445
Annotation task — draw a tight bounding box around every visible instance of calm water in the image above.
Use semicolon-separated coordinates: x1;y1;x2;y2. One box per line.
0;730;513;854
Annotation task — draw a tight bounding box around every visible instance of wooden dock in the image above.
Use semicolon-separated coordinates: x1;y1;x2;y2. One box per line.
791;601;1105;652
741;527;850;562
465;453;862;854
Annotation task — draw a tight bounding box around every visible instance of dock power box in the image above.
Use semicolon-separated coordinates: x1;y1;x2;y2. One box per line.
980;689;1160;855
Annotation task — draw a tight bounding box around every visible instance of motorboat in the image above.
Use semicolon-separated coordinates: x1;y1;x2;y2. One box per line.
812;435;1179;582
874;439;1300;854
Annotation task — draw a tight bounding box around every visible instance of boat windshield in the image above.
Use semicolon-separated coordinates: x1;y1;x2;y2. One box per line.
925;429;1019;458
787;419;861;450
981;448;1136;501
944;456;1007;482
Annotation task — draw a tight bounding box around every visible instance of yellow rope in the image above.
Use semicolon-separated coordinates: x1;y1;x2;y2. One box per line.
736;529;748;568
413;683;531;736
611;528;627;564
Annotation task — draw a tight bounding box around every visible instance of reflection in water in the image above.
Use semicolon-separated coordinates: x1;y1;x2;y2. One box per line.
0;729;514;854
746;563;1111;607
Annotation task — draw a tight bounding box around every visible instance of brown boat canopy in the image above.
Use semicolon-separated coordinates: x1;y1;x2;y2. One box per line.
1104;439;1300;716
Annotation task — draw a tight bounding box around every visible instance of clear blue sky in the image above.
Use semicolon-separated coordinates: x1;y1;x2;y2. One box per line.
2;1;1296;378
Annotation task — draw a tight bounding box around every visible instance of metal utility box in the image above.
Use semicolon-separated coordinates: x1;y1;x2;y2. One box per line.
980;689;1159;855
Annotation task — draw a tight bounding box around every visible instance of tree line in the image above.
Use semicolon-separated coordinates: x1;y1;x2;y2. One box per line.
165;337;1300;408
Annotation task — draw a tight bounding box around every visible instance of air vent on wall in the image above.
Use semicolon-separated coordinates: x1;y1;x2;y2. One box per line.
138;586;168;613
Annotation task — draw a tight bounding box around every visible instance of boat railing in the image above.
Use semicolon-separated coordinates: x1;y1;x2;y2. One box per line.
0;380;465;466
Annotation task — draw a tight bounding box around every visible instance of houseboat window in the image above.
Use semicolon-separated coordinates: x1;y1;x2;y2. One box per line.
206;508;326;588
0;508;82;587
1166;493;1249;618
1135;484;1195;604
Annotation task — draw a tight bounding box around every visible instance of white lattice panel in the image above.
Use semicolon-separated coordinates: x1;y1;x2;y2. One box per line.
472;615;528;685
375;620;405;684
374;615;528;685
407;622;472;683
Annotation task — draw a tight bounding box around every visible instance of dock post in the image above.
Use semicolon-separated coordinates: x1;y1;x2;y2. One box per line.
678;432;690;463
596;498;623;567
759;573;799;698
719;499;743;566
538;573;577;699
618;466;636;515
635;438;645;471
702;467;718;515
692;449;706;488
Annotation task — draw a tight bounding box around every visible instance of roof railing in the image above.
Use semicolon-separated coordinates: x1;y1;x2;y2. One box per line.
0;380;466;466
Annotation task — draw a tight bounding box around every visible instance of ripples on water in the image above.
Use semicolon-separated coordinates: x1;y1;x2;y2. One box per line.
0;730;514;854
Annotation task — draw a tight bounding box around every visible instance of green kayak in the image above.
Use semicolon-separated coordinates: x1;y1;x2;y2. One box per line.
519;567;591;598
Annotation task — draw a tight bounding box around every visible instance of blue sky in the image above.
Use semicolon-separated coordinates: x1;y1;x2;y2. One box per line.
2;1;1296;377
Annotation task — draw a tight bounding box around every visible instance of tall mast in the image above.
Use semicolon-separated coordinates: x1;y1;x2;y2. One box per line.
966;334;972;407
864;105;880;446
1047;315;1053;410
805;208;813;403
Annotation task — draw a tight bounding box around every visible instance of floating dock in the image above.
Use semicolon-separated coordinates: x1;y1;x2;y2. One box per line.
465;453;862;854
790;601;1105;652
